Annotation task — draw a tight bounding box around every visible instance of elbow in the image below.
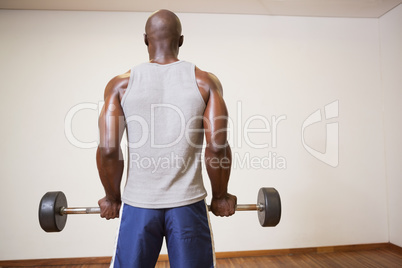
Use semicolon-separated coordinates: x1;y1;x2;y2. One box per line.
205;142;231;169
205;142;230;157
97;146;120;159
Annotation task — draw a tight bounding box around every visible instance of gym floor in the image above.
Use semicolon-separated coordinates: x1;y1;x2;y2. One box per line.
3;246;401;267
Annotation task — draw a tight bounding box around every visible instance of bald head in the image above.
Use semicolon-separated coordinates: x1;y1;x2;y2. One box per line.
145;9;182;43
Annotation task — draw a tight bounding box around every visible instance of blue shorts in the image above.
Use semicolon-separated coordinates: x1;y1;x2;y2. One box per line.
111;200;215;268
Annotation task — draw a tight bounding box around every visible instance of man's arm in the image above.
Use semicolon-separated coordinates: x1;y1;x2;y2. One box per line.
96;72;129;220
196;68;237;217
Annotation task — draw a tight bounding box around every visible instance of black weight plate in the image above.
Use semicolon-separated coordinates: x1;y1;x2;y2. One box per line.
38;191;67;232
257;187;281;227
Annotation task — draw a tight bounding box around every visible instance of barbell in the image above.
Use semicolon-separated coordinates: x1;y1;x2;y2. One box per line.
38;187;281;232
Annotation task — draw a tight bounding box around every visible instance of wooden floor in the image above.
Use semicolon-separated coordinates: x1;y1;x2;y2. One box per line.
212;247;402;268
4;247;401;268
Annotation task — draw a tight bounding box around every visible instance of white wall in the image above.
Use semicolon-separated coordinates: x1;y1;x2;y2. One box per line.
0;10;391;260
380;4;402;248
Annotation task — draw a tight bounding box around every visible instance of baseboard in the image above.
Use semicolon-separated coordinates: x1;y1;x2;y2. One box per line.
388;243;402;254
1;242;400;267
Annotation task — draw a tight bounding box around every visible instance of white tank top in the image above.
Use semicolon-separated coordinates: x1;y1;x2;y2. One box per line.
121;61;207;208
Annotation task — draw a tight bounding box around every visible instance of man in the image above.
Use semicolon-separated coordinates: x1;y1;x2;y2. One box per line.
96;9;237;268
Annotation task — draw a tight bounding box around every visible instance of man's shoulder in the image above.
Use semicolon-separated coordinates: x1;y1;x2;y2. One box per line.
195;66;214;83
116;70;131;81
110;70;130;87
105;70;131;97
195;66;222;94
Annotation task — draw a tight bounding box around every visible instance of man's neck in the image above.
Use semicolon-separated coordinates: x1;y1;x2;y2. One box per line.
148;44;179;65
149;54;179;65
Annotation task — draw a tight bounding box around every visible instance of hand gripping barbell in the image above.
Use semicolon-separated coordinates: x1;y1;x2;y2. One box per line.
38;187;281;232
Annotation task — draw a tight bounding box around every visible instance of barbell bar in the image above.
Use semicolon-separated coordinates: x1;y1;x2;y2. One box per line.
61;204;261;214
39;187;281;232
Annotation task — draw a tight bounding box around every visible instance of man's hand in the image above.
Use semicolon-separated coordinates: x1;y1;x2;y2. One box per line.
210;193;237;217
98;196;121;220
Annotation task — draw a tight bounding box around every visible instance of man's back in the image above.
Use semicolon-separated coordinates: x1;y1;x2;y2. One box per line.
122;60;207;208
